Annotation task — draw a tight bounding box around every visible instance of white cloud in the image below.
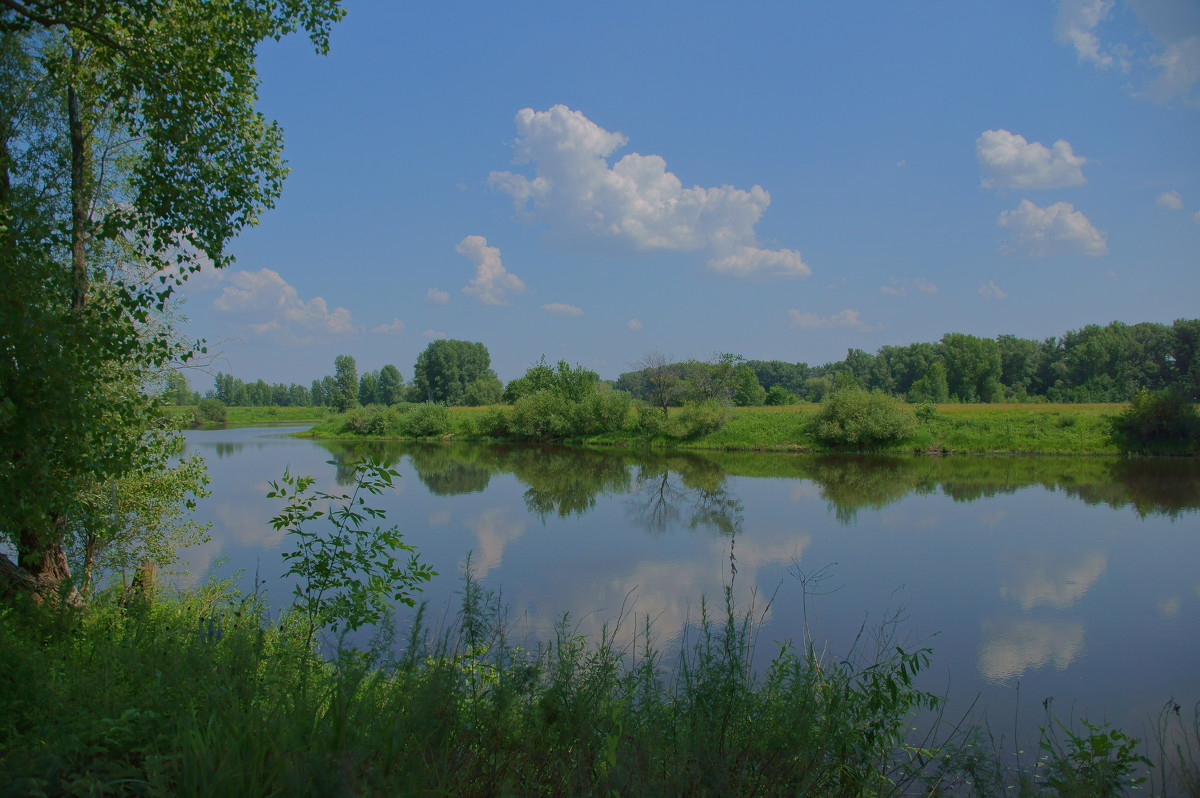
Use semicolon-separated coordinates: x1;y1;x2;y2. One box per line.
1055;0;1117;67
979;280;1008;300
1194;209;1200;223
1157;190;1184;210
489;105;809;280
372;318;405;335
977;130;1087;190
427;287;450;304
627;318;643;332
788;308;877;331
211;268;359;343
456;235;527;306
881;277;939;296
998;199;1109;256
1147;34;1200;104
542;302;583;317
1057;0;1200;104
422;329;447;340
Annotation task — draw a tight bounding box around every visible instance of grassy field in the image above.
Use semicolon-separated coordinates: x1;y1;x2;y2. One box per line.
301;402;1130;456
163;405;334;427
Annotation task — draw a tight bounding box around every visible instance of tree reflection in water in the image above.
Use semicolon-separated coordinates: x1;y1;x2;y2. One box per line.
315;439;1200;522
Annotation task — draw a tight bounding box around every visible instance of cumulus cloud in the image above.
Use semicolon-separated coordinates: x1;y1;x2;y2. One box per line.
542;302;583;316
372;318;405;335
1146;31;1200;104
1157;190;1184;209
627;318;643;332
978;280;1008;300
977;130;1088;190
457;235;527;305
1055;0;1118;67
998;199;1108;256
788;308;877;331
210;268;359;343
423;329;447;339
489;105;810;280
427;287;450;304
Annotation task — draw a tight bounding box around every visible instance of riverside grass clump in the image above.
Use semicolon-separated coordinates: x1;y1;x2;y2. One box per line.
2;571;1183;797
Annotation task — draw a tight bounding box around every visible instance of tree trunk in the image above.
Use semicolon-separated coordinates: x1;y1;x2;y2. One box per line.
68;46;89;312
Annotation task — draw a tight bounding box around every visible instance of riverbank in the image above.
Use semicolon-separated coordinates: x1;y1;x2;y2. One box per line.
3;575;1184;796
163;405;334;427
299;403;1130;455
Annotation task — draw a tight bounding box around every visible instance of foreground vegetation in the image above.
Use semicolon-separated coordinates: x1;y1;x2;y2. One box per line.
4;572;1195;797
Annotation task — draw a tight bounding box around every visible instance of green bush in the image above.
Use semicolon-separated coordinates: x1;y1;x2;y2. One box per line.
344;404;395;436
670;399;729;440
634;404;668;438
575;389;633;435
811;388;918;450
764;385;799;406
402;403;451;438
1113;388;1200;453
196;397;227;423
475;405;512;438
508;390;576;441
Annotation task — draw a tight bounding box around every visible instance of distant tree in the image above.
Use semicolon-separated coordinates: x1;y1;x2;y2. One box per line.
412;339;498;405
377;365;404;405
636;352;688;417
463;375;505;405
732;365;766;406
332;355;359;412
764;385;799;405
909;361;949;403
942;333;1002;402
687;353;744;403
163;372;195;405
804;376;834;402
311;379;326;407
359;369;379;406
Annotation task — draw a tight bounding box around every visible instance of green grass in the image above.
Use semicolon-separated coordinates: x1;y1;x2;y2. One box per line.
298;402;1135;456
4;570;1185;797
163;405;335;427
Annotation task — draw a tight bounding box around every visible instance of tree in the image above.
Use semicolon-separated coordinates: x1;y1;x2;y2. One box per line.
376;364;404;405
358;369;378;406
635;352;687;417
942;333;1002;402
412;339;498;406
0;1;345;596
331;354;358;412
732;365;766;406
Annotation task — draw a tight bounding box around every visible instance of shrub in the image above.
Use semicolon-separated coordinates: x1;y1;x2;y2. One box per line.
575;389;632;435
475;406;512;438
344;404;395;436
1113;388;1200;454
811;388;918;450
634;404;668;438
670;399;729;440
508;390;576;441
196;398;227;423
403;403;452;438
764;385;799;406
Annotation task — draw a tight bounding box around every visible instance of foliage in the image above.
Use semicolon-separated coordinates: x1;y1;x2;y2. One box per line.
402;403;452;438
268;460;435;642
462;374;504;406
508;390;576;440
376;364;404;406
1037;717;1152;797
1112;388;1200;454
671;399;730;439
0;0;345;593
196;397;227;423
764;385;798;405
343;404;395;436
732;364;767;406
412;339;499;405
811;388;918;450
331;354;358;412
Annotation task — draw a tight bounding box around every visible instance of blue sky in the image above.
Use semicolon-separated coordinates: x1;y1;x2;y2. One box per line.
179;0;1200;389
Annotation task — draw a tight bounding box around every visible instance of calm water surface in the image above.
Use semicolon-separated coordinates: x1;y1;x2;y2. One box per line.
178;426;1200;747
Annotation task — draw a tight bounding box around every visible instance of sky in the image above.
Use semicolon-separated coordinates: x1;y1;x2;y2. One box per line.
178;0;1200;389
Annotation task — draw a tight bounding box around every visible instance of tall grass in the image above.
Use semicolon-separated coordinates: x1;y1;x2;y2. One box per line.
4;565;1186;795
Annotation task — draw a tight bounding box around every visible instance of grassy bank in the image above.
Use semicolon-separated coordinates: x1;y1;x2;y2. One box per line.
3;574;1189;796
163;405;334;427
301;403;1128;455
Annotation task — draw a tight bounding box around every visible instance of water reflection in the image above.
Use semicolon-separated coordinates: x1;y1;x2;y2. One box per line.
314;441;1200;522
998;550;1108;610
978;617;1086;683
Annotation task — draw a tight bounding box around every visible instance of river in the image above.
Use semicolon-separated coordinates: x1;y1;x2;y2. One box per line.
177;425;1200;752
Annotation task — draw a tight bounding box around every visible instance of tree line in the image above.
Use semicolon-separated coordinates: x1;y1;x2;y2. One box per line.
190;318;1198;412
